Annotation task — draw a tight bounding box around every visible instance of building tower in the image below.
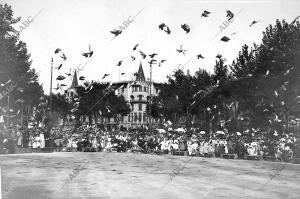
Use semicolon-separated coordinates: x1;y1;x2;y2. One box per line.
136;62;145;82
66;71;78;100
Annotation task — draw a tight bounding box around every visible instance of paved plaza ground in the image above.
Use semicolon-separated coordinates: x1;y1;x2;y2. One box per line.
0;152;299;199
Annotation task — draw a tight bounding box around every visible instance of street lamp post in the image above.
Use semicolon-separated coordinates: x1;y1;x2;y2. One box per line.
7;95;9;126
20;101;24;126
49;58;53;117
148;63;153;126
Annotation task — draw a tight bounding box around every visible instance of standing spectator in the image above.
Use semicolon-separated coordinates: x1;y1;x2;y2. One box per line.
40;131;45;149
17;127;23;147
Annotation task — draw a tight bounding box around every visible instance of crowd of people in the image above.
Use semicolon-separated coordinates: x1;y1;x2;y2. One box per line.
1;123;296;162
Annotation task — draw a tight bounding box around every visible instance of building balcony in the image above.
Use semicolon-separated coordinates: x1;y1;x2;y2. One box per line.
130;99;148;103
131;90;149;95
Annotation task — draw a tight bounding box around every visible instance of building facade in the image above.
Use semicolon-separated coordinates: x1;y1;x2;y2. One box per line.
111;62;161;129
66;62;161;129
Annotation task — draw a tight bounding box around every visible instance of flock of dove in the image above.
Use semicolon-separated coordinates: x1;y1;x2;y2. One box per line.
53;9;261;93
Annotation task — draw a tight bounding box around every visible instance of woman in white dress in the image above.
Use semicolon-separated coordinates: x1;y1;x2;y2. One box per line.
106;136;112;149
39;132;45;149
17;129;23;147
191;141;199;155
28;131;33;148
32;135;38;149
187;140;193;155
92;136;98;149
199;141;204;156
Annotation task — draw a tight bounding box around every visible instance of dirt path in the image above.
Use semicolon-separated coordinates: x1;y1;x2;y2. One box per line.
0;152;299;199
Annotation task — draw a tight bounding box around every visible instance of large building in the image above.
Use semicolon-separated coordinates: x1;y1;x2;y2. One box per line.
110;62;161;129
67;62;161;129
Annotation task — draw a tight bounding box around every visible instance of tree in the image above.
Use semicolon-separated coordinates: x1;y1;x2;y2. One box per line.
51;93;71;124
74;82;130;125
0;3;44;125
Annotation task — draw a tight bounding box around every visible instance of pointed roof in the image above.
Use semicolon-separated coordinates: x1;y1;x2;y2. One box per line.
136;62;145;81
69;71;78;89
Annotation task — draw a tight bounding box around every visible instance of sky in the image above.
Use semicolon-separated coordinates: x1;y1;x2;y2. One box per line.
3;0;300;94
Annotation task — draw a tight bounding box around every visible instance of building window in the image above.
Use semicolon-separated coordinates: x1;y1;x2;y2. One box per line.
132;86;137;92
143;112;147;122
128;114;130;122
144;86;147;92
138;95;143;101
134;113;138;122
138;112;142;122
138;103;142;111
138;86;142;92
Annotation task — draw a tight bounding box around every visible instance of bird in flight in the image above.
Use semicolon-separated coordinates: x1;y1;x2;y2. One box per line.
264;70;270;76
159;23;166;30
158;59;166;67
56;75;65;81
176;45;187;55
102;74;110;79
116;61;123;66
110;29;122;37
148;59;157;65
139;51;147;59
82;44;93;58
226;10;234;20
220;36;230;42
197;54;204;59
55;63;63;70
159;23;171;34
121;72;126;75
54;48;61;54
284;67;294;76
181;24;190;33
164;26;171;34
216;54;222;59
130;55;136;61
79;76;85;81
201;10;211;17
133;43;139;51
61;53;67;61
149;53;158;58
249;20;260;27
